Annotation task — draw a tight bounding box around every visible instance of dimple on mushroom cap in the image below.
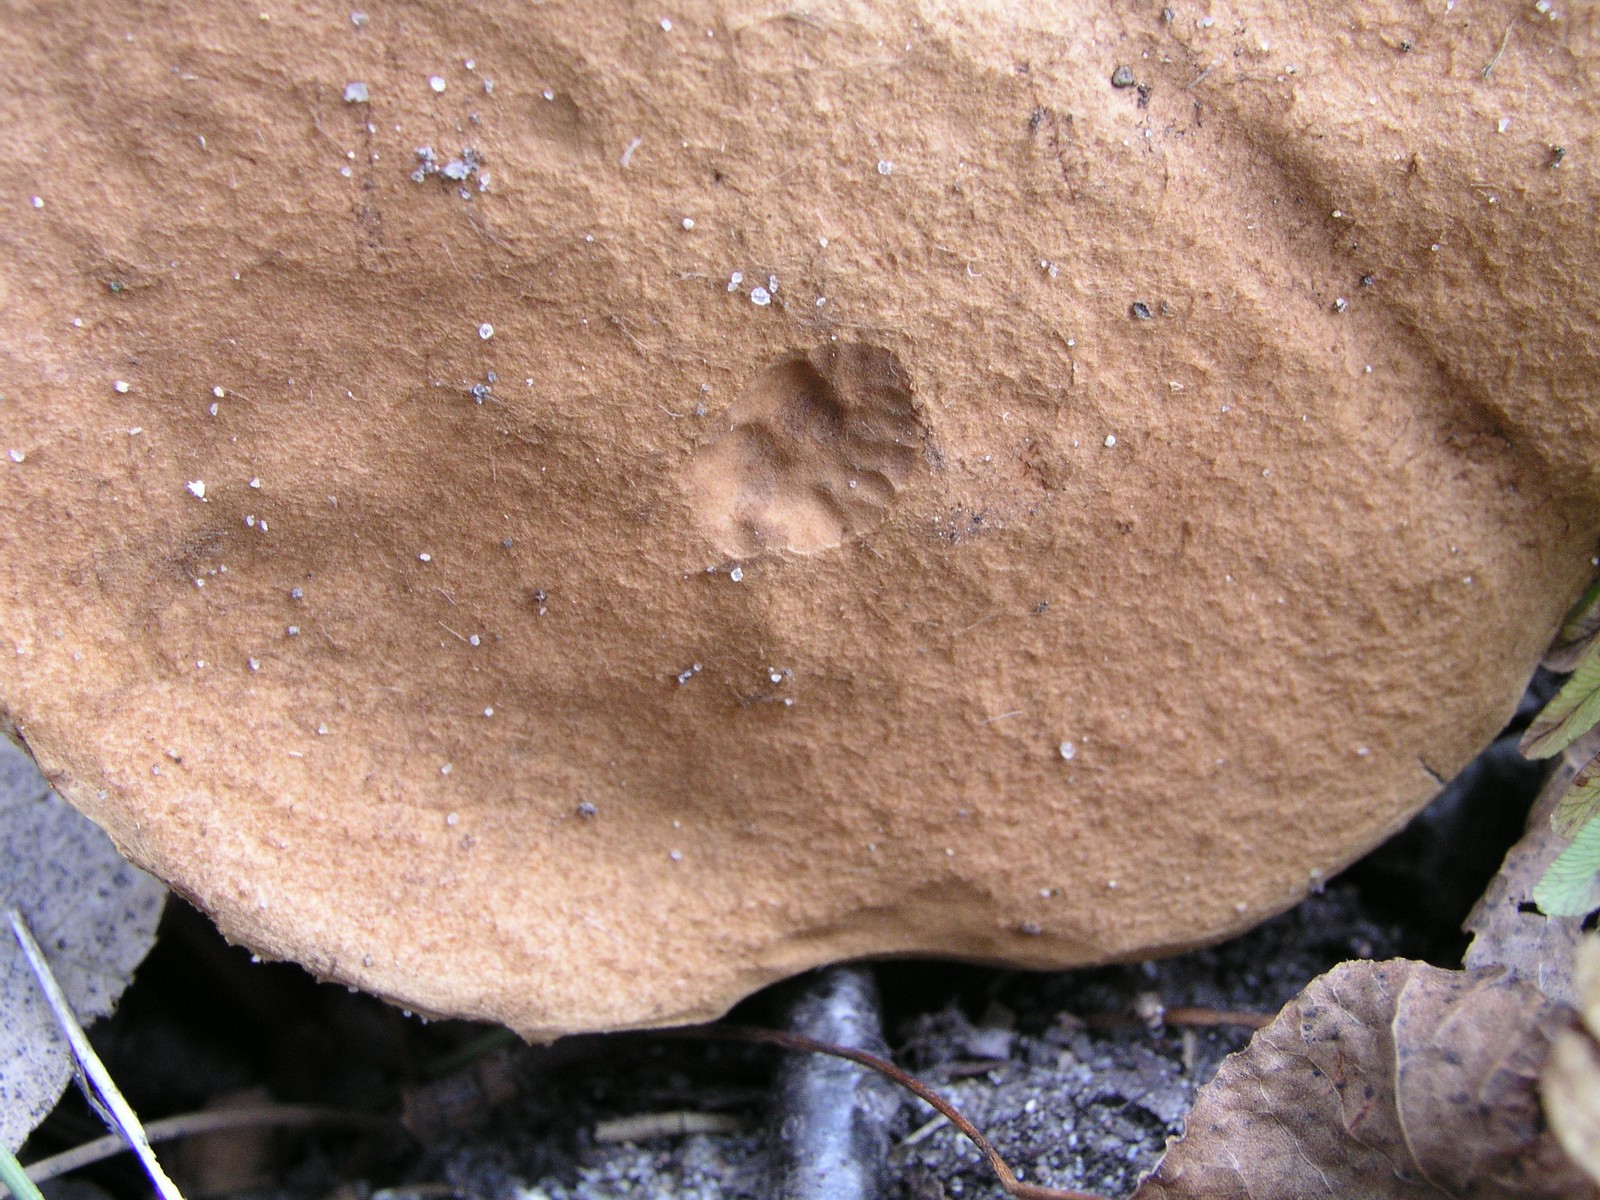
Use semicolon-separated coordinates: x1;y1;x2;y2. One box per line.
1;0;1597;1038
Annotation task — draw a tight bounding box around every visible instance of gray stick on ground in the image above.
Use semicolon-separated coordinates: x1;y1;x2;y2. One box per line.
770;964;899;1200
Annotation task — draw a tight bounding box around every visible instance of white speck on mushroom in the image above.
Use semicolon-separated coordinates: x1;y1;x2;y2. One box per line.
876;159;893;175
316;723;329;736
659;16;672;30
478;322;494;339
469;634;481;646
29;195;43;209
428;75;447;93
1356;746;1370;757
7;449;23;464
1059;740;1076;760
750;286;771;306
440;762;453;776
483;707;494;717
208;402;219;416
287;625;300;636
446;811;459;826
1497;117;1512;133
114;380;130;393
681;217;695;230
350;11;367;25
669;849;683;861
248;658;260;671
676;663;702;685
1103;434;1116;448
343;81;369;103
729;566;744;582
419;552;432;562
620;136;643;167
249;477;262;488
542;89;554;101
186;480;207;500
727;271;743;291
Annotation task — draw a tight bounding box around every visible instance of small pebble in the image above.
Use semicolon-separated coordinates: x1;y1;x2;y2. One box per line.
1111;65;1136;87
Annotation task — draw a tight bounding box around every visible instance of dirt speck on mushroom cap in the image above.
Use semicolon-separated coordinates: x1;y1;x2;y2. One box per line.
0;1;1597;1039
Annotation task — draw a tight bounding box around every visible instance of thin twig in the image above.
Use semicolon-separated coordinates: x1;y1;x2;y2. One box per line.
667;1024;1110;1200
1482;17;1515;80
1165;1005;1274;1030
17;1106;392;1187
7;909;186;1200
1078;1006;1274;1031
593;1111;744;1144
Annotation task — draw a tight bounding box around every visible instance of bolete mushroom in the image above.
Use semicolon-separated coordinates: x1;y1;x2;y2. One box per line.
2;1;1597;1039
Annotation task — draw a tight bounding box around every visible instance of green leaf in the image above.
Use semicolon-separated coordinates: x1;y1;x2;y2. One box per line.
1533;818;1600;917
1553;752;1600;840
1521;637;1600;759
0;1139;47;1200
1546;575;1600;673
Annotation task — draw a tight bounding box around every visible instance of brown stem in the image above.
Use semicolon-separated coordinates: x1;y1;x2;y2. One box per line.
667;1024;1111;1200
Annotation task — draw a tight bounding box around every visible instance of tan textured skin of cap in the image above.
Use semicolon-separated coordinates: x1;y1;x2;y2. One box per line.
0;1;1597;1039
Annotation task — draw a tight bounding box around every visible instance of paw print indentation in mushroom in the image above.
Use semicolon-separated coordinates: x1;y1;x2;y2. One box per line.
688;343;925;555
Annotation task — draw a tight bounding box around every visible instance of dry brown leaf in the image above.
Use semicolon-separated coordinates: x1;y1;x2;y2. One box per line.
1544;1022;1600;1187
1545;579;1600;675
1464;735;1600;1008
1542;937;1600;1186
1134;960;1594;1200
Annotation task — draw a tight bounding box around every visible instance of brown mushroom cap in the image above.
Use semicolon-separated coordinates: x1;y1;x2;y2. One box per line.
2;1;1598;1039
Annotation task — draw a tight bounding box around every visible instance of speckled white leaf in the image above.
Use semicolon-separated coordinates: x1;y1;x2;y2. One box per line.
0;734;165;1151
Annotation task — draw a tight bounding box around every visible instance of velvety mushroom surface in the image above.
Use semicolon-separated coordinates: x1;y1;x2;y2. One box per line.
2;1;1598;1038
